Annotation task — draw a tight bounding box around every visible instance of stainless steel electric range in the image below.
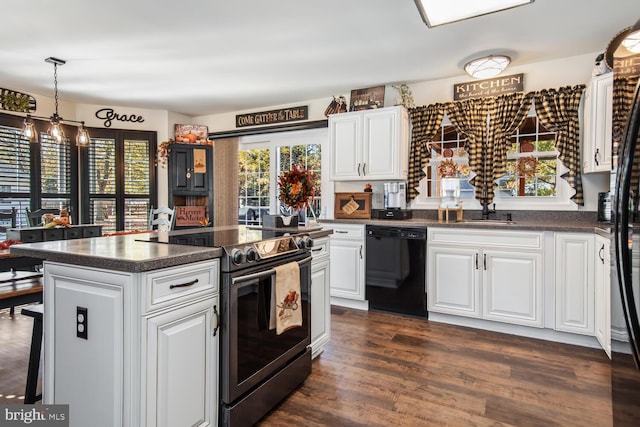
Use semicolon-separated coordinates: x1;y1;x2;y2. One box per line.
141;225;314;426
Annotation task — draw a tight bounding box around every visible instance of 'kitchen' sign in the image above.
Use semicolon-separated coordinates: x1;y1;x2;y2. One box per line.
454;73;524;101
236;106;308;128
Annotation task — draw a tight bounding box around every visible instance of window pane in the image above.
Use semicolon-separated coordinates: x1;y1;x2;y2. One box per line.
238;148;270;225
41;134;71;194
90;198;116;233
90;138;116;194
0;125;30;193
124;139;150;194
125;198;150;230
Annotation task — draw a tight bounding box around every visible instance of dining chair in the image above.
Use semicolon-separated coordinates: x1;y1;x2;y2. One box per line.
25;208;61;227
148;206;176;230
0;207;16;234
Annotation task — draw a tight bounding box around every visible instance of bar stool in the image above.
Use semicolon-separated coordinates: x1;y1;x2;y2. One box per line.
21;303;43;404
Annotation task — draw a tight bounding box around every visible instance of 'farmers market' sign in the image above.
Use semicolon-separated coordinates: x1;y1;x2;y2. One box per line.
236;106;308;128
454;73;524;101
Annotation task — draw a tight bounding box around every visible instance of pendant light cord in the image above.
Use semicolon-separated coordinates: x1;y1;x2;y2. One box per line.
53;63;59;116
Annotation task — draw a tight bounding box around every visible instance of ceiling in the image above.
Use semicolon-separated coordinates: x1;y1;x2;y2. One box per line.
0;0;637;117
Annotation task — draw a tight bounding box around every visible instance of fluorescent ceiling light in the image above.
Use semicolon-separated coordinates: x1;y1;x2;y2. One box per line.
414;0;534;28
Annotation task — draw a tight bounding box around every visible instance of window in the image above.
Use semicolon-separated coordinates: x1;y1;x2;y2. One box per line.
496;116;558;197
424;115;475;201
238;129;326;226
413;105;574;210
0;113;77;227
83;129;156;233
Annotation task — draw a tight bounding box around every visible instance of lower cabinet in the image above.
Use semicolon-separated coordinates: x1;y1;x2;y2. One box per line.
427;228;544;328
554;233;595;335
145;296;218;427
595;233;611;358
310;236;331;358
43;259;220;427
328;224;365;301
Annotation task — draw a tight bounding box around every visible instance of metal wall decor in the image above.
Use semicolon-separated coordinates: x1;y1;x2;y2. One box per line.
0;88;36;113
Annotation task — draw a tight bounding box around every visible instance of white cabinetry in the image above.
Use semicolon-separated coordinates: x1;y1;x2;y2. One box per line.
329;106;409;181
428;228;544;327
583;72;613;173
555;233;595;335
328;224;365;302
43;259;220;427
595;233;611;358
310;236;331;358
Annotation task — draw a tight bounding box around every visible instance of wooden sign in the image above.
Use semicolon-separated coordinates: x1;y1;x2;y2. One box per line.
236;106;308;128
334;192;372;219
0;88;36;113
614;55;640;78
175;206;207;226
454;73;524;100
349;85;385;111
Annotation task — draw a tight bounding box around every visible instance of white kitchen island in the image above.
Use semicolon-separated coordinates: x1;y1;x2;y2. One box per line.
11;234;223;427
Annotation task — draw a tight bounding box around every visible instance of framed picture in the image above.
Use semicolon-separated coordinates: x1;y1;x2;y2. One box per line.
349;85;385;111
174;124;209;144
334;192;372;219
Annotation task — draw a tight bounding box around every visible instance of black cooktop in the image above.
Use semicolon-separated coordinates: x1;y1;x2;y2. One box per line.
136;225;301;248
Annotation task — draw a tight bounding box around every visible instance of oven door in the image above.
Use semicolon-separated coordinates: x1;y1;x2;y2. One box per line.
221;253;311;404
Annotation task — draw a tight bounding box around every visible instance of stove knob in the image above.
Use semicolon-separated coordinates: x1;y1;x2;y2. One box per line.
304;236;314;248
245;247;258;262
231;248;245;265
296;236;313;249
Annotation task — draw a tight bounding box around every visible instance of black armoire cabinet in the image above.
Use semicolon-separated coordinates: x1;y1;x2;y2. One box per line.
168;143;214;228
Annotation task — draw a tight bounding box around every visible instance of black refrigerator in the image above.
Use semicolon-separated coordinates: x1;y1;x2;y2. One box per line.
611;74;640;426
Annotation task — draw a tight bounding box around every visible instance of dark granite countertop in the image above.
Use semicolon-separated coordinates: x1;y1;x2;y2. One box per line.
10;234;223;273
8;226;333;273
321;210;611;234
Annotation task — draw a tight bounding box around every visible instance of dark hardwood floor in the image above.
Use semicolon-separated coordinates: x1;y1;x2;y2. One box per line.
260;306;614;427
0;305;619;426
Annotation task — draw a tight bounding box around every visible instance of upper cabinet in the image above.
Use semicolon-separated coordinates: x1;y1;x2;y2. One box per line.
168;143;214;228
583;72;613;173
328;106;409;181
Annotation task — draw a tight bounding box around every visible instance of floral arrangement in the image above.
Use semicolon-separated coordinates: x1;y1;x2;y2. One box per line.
515;156;538;178
393;83;415;109
437;159;460;178
156;140;174;166
278;164;315;210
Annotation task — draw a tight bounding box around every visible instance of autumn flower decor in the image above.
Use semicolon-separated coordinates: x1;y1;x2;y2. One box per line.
278;164;316;210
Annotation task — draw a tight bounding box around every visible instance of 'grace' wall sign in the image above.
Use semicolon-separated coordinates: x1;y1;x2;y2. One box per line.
95;108;145;128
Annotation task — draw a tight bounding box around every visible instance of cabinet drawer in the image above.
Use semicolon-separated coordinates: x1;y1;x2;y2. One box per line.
310;237;329;260
328;224;364;239
9;229;42;243
428;228;543;251
64;227;83;239
83;226;102;238
144;260;219;313
43;228;65;241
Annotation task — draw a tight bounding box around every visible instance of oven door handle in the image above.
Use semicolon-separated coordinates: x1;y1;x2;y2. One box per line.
231;256;312;285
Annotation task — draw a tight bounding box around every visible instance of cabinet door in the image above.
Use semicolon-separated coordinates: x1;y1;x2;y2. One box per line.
427;246;480;318
362;108;401;179
169;145;211;193
47;272;125;426
555;233;595;335
483;250;543;327
583;73;613;173
595;235;611;358
145;296;218;427
329;112;362;180
311;257;330;358
171;147;191;191
329;239;365;300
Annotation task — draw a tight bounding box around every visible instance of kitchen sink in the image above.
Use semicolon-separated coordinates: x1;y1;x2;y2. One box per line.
456;219;516;225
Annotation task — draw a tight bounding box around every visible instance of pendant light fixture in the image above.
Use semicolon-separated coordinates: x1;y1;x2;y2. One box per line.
22;57;91;146
464;55;511;79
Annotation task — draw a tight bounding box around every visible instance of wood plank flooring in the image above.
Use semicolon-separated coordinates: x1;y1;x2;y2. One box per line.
0;305;617;425
259;306;613;427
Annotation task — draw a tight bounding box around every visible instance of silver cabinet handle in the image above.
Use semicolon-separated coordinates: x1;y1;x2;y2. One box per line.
212;304;220;337
169;278;198;289
357;163;362;176
475;253;478;270
360;245;363;259
335;230;348;234
483;253;487;271
362;163;366;176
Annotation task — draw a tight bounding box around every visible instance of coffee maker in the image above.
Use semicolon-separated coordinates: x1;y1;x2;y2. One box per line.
377;181;412;219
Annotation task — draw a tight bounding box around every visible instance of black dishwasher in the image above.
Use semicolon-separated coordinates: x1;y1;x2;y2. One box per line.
365;225;427;318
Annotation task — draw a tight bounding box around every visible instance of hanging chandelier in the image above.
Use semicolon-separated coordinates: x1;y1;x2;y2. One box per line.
22;57;90;146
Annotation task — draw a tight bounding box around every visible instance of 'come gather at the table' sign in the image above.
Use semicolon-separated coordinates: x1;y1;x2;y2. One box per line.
236;106;308;128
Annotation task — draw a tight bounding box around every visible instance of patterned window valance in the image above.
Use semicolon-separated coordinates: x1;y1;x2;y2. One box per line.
407;85;585;206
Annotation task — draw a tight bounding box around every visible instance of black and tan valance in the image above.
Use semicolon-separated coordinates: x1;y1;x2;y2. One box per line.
407;85;585;206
